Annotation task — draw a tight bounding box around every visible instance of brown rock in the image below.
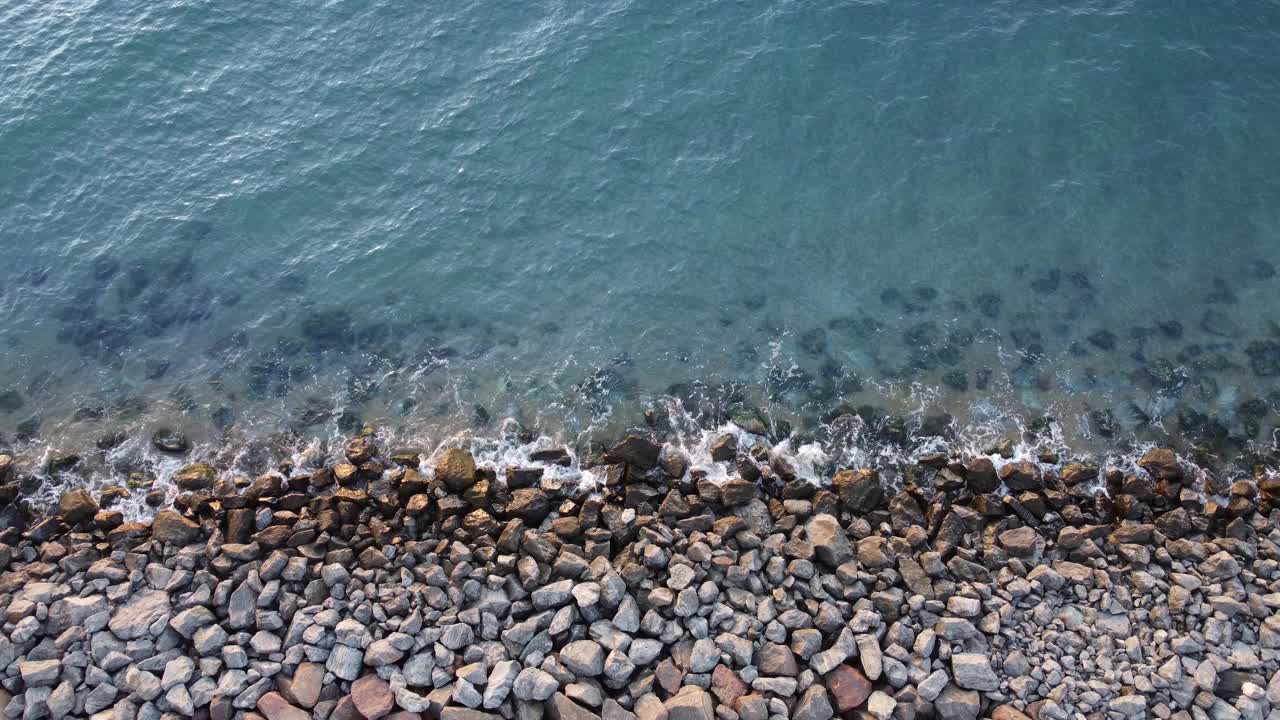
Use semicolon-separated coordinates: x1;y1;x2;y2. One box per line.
59;489;98;523
151;511;200;545
965;457;999;493
435;448;478;492
710;665;747;707
1059;463;1098;486
506;488;551;523
94;510;124;530
831;469;883;513
257;692;310;720
664;687;714;720
755;643;799;676
655;659;682;695
345;436;377;464
1138;448;1181;481
824;665;872;712
350;674;395;720
720;479;756;506
710;434;737;462
280;662;323;708
999;461;1042;491
991;706;1033;720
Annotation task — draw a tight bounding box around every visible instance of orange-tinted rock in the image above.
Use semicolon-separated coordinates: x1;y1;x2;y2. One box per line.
823;665;872;712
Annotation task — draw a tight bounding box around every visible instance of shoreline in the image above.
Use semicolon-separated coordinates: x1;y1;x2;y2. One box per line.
0;427;1276;720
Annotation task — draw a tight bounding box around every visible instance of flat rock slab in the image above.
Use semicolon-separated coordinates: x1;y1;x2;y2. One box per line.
108;590;171;640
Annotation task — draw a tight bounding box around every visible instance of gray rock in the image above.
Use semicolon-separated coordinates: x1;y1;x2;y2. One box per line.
1109;695;1147;718
124;666;162;701
108;591;171;640
168;606;216;639
84;683;118;714
561;640;606;677
917;669;949;701
46;680;75;718
865;691;896;720
483;660;519;709
442;623;475;650
688;638;720;673
934;686;980;720
533;580;575;609
513;667;559;702
951;653;999;691
792;685;833;720
161;656;194;690
364;638;404;666
326;643;363;681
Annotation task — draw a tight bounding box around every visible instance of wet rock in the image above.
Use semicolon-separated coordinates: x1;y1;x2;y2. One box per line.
604;435;662;470
966;456;999;492
58;488;98;523
1138;448;1181;480
710;434;737;462
151;428;190;453
346;435;377;463
507;488;551;523
436;448;478;492
998;461;1041;491
831;469;882;513
174;462;218;491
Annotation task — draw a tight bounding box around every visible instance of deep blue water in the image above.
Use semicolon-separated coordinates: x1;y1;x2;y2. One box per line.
2;0;1280;491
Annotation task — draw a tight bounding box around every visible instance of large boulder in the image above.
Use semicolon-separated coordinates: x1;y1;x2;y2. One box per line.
805;514;853;568
173;463;217;491
831;469;882;513
604;435;662;471
152;511;200;545
58;489;98;523
435;449;478;492
998;461;1041;491
108;590;171;640
1138;448;1181;481
506;488;551;523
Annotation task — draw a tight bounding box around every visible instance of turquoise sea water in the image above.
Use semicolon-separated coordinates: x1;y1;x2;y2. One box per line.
2;0;1280;495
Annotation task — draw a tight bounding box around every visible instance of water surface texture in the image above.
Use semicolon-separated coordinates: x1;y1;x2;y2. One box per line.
3;0;1280;482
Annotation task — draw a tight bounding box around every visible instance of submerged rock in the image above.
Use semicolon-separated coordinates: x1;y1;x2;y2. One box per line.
151;428;190;453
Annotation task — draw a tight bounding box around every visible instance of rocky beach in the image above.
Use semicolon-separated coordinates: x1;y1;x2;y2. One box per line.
0;425;1277;720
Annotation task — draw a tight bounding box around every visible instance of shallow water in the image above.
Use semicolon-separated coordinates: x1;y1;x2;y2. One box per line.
2;0;1280;495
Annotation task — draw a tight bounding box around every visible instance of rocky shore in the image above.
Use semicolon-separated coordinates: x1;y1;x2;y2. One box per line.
0;430;1277;720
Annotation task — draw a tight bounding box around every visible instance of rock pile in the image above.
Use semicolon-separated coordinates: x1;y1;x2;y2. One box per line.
0;436;1278;720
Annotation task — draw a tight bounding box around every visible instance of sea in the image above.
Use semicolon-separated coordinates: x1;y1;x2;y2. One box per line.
2;0;1279;514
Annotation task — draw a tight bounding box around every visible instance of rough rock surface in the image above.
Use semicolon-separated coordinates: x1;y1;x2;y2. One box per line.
0;440;1276;720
